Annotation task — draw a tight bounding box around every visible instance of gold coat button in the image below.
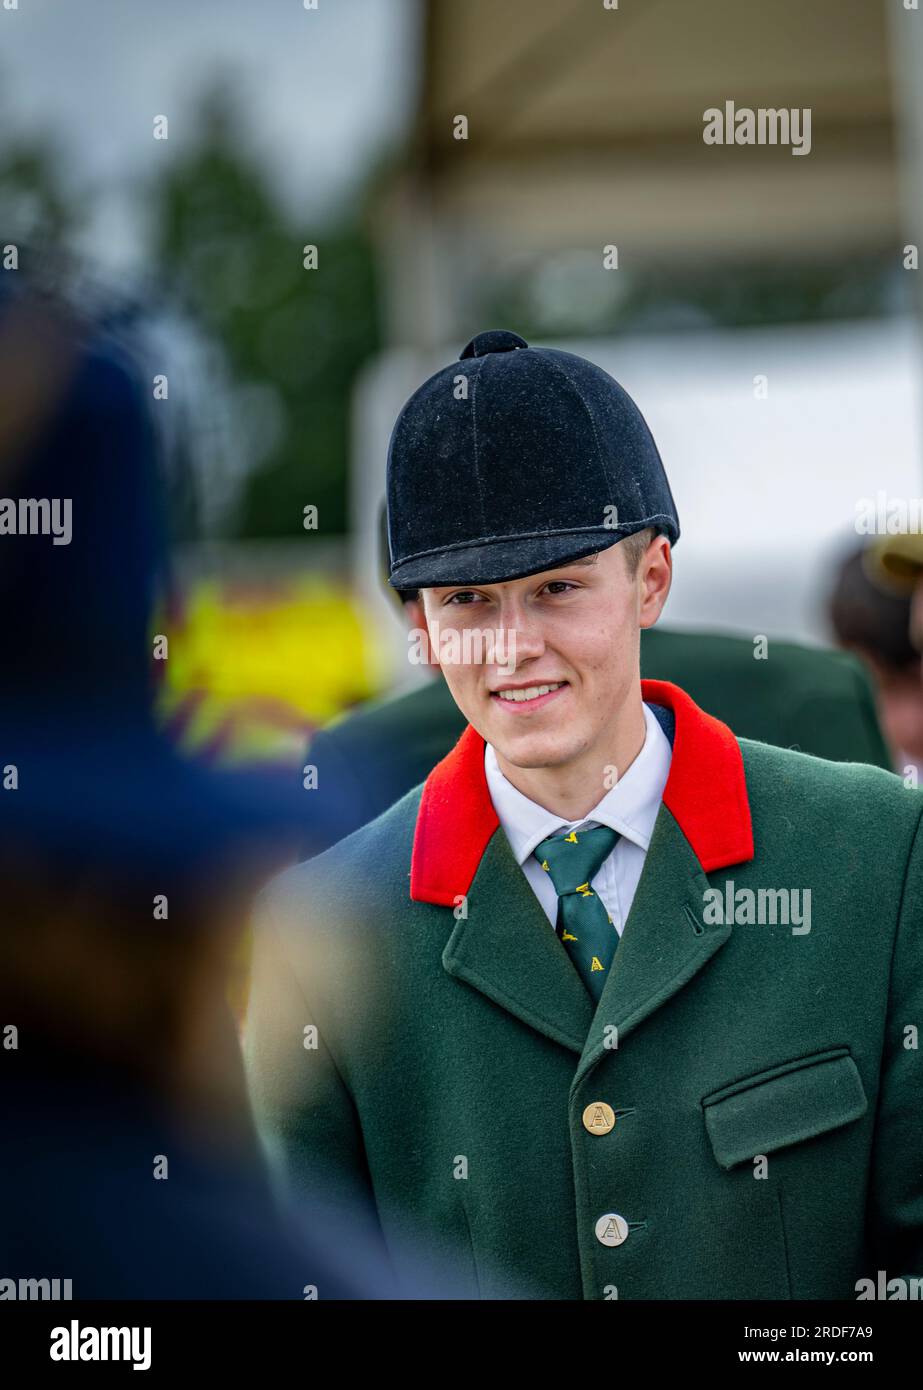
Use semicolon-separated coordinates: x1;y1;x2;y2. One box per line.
582;1101;616;1134
595;1213;629;1247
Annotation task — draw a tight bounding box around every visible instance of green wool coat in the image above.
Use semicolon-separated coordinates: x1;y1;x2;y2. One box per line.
244;679;923;1300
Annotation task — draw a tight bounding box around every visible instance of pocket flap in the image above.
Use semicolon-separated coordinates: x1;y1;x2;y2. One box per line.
702;1048;868;1170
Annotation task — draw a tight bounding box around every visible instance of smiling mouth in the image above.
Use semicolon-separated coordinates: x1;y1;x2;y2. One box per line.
491;681;568;707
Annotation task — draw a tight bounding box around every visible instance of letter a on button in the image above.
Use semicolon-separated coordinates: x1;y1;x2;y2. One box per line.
582;1101;616;1134
595;1212;629;1247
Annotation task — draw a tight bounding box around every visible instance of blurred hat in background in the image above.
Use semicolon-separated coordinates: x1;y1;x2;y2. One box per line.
868;532;923;592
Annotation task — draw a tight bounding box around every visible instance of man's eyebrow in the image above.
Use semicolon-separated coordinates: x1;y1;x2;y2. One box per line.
427;552;600;593
556;553;599;569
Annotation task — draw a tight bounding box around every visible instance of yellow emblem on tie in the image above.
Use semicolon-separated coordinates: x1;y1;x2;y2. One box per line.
540;859;549;871
590;955;605;972
562;929;578;942
575;882;593;897
564;831;579;843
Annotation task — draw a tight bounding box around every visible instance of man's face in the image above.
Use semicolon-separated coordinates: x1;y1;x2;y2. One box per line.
420;536;671;772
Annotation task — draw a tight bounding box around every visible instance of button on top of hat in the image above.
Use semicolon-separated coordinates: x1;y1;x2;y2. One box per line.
459;329;529;360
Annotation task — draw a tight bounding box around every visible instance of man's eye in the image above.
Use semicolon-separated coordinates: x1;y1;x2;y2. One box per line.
543;581;576;595
446;590;480;605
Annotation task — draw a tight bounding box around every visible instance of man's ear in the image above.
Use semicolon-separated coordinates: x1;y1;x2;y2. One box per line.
405;596;425;630
638;536;672;630
405;595;437;668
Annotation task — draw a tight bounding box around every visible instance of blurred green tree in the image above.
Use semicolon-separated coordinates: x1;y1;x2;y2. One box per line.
149;83;382;539
1;149;78;252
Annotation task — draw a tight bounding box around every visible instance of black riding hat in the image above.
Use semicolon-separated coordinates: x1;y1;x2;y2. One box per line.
386;328;679;589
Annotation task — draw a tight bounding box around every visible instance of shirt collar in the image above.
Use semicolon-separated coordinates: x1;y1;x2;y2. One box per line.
484;701;673;868
410;680;754;907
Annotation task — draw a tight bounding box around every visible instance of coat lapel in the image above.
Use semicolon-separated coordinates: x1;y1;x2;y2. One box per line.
411;679;755;1059
573;804;732;1086
442;825;594;1054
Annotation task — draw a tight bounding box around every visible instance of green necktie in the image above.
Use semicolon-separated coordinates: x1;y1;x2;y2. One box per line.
533;825;621;1003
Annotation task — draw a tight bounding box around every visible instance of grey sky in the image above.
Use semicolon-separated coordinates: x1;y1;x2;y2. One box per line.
1;0;419;269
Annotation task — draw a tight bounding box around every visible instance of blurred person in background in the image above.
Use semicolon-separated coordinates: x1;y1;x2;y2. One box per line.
869;532;923;666
829;542;923;782
0;280;436;1299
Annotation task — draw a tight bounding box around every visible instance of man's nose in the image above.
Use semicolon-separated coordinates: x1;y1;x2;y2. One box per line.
499;601;545;664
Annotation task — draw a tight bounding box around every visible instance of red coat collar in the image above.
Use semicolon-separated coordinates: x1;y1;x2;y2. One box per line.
410;679;754;906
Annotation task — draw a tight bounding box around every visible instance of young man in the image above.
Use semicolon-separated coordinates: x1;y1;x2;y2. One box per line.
245;329;923;1300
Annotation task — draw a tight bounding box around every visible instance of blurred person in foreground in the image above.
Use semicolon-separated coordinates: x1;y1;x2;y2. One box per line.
0;282;444;1299
829;543;923;782
247;329;923;1301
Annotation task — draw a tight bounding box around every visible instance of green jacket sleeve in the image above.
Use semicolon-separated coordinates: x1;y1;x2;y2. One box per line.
867;801;923;1278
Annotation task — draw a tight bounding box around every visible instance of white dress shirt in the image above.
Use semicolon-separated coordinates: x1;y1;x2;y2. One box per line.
484;702;673;937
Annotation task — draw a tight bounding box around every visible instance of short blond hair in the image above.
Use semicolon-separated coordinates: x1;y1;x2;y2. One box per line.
619;527;656;577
